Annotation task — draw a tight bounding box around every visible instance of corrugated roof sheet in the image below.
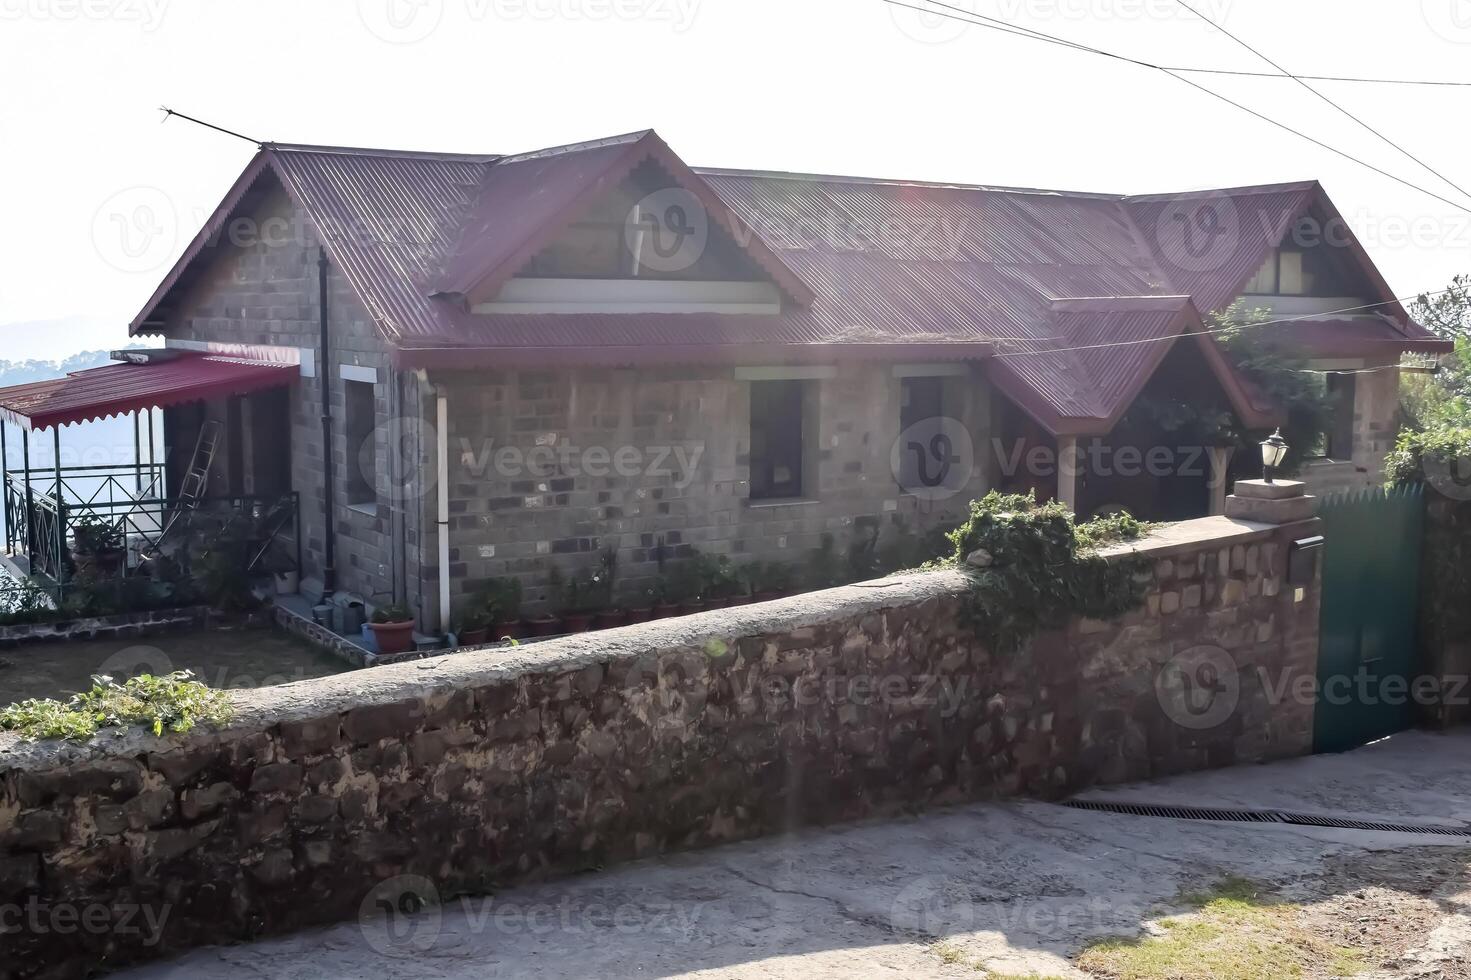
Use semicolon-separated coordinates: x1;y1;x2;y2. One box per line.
0;354;295;430
129;131;1453;435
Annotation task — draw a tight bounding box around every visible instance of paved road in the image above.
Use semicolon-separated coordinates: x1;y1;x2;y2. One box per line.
119;731;1471;979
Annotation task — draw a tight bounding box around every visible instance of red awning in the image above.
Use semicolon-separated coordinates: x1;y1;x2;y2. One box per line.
0;354;297;431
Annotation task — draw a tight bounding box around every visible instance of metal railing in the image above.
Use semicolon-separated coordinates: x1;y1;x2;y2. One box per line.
3;464;300;598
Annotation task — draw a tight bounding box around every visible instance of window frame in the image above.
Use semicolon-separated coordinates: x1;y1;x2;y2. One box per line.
343;378;378;508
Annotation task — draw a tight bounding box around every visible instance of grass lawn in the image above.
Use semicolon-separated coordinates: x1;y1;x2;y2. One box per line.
1076;876;1366;980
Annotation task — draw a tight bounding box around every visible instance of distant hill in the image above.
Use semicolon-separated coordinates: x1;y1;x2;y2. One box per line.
0;349;153;542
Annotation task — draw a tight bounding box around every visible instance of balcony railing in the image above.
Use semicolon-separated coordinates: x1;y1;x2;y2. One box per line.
3;464;300;598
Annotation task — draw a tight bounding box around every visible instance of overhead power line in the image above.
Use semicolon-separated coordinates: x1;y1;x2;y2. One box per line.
991;290;1451;360
889;2;1471;86
1170;0;1471;208
883;1;1471;216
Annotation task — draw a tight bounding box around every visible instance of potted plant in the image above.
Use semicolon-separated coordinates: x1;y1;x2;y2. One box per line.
525;567;564;636
455;604;490;646
70;513;126;577
369;602;416;655
650;574;680;619
481;577;524;640
560;568;601;633
588;548;625;630
698;554;740;609
727;562;755;606
750;561;796;603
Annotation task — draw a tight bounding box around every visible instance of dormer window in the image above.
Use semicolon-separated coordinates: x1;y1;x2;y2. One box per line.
1245;248;1309;295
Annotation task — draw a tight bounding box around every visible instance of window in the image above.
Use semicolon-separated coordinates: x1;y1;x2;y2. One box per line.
749;380;809;500
1304;372;1356;461
898;376;944;489
1245;248;1312;295
1325;373;1356;460
344;379;377;506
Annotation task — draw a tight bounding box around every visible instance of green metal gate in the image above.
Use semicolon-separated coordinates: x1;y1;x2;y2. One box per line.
1314;484;1424;753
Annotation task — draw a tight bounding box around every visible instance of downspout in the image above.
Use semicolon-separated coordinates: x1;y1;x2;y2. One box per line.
317;247;337;599
435;387;450;633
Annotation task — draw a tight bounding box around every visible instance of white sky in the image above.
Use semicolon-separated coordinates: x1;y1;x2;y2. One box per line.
3;0;1471;359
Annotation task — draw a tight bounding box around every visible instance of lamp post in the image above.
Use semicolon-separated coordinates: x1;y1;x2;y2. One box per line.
1260;428;1288;484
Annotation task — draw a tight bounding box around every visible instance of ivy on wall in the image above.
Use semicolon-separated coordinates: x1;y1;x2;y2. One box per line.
944;491;1152;655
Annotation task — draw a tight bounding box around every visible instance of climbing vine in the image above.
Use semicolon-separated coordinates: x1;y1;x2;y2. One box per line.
945;491;1152;654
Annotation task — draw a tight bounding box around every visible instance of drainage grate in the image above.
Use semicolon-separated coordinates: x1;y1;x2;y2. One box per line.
1063;799;1471;838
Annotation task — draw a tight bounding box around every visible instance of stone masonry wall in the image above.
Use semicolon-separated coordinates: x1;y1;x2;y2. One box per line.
0;516;1319;978
1299;353;1402;497
1419;487;1471;729
431;362;991;617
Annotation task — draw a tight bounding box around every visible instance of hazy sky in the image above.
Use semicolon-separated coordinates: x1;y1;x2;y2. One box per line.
3;0;1471;358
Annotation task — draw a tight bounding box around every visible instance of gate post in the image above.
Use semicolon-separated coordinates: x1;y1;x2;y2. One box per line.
1224;479;1318;525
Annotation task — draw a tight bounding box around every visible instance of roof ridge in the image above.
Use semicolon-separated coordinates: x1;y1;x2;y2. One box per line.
266;143;501;163
694;166;1126;199
493;129;654;165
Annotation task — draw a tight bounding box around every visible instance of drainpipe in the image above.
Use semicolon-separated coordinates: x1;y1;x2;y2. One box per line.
435;387;450;633
318;247;337;599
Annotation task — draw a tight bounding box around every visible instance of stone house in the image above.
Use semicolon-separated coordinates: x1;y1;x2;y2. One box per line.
100;129;1445;629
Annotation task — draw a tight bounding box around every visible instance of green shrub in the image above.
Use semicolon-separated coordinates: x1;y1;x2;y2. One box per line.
1386;418;1471;486
945;491;1150;654
0;671;233;741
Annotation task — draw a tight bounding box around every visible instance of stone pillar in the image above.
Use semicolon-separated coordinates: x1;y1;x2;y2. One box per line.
1207;447;1232;516
1224;478;1317;524
1057;435;1079;513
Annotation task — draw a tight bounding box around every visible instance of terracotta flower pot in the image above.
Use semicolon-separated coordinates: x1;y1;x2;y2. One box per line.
527;615;562;637
561;612;594;633
652;602;680;620
625;607;654;624
593;609;628;631
491;619;524;641
459;627;490;646
369;620;415;655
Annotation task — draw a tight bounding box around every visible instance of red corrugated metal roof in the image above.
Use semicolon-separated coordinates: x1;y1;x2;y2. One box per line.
0;354;295;430
1266;316;1451;357
126;131;1448;435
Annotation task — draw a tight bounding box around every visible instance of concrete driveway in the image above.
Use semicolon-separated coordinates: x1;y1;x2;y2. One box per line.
118;731;1471;979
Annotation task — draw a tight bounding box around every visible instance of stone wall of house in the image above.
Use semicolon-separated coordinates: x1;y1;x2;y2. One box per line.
0;516;1319;978
148;177;420;609
1419;486;1471;729
429;362;992;620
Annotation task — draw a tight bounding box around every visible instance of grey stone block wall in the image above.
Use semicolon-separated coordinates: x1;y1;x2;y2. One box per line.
428;362;991;617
